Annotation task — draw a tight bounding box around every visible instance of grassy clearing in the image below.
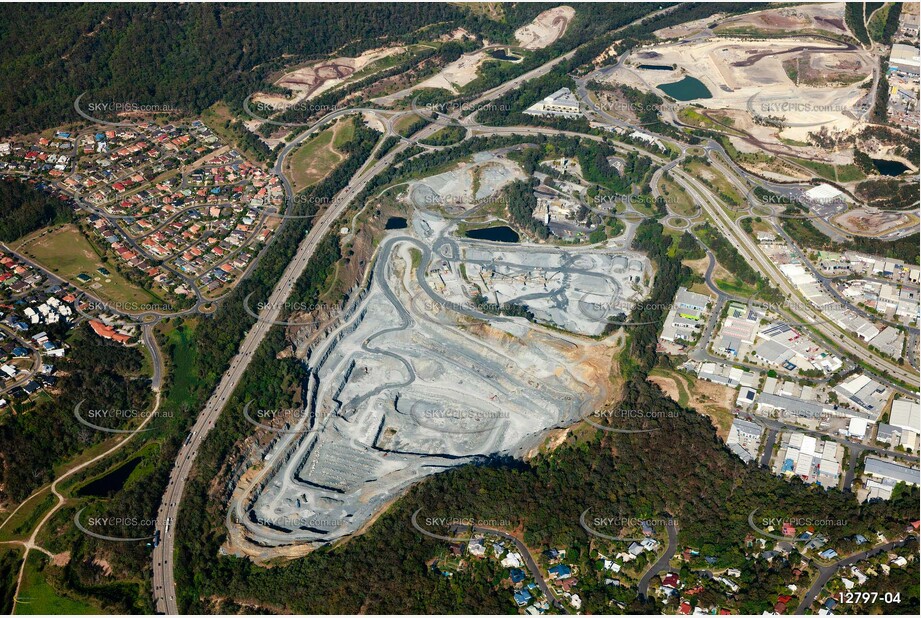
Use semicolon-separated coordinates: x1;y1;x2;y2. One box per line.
785;156;865;183
159;321;198;412
683;160;744;209
332;119;355;149
867;3;891;42
393;113;431;138
15;225;160;306
679;108;744;137
15;553;100;615
714;277;758;298
657;176;697;216
286;119;351;192
408;248;422;271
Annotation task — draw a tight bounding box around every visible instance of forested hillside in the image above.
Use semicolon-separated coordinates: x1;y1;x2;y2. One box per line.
0;3;463;134
170;220;918;615
0;178;73;241
0;324;151;503
0;2;689;135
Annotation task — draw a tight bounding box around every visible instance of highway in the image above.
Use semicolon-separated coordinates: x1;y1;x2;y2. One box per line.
150;45;616;611
672;166;919;389
151;122;424;612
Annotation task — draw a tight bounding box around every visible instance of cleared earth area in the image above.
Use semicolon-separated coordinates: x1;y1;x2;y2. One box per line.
607;36;873;142
432;241;652;336
253;46;406;108
226;209;649;555
408;152;526;215
514;6;575;49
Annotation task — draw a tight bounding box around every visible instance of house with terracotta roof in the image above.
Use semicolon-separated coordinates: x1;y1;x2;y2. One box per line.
88;320;131;344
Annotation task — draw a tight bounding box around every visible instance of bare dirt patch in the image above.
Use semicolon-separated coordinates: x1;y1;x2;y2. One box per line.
715;3;849;37
374;50;491;104
655;14;724;39
254;46;405;108
514;6;575;49
608;36;873;143
649;375;681;401
651;373;734;439
832;208;917;236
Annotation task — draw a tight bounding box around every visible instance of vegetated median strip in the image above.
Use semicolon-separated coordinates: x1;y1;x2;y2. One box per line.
164;126;384;611
684;166;918;387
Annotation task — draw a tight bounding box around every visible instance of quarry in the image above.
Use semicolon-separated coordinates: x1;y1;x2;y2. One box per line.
605;35;875;142
226;204;651;555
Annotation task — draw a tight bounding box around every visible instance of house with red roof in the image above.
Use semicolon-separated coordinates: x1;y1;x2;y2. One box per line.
88;320;131;344
662;573;680;588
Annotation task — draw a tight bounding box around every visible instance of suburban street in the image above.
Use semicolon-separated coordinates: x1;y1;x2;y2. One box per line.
794;538;913;613
637;518;679;600
470;526;570;614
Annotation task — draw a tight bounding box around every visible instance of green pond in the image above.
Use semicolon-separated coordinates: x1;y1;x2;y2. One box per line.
659;76;712;101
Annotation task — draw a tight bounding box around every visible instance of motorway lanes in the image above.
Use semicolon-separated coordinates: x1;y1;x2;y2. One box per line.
151;128;428;613
673;167;919;389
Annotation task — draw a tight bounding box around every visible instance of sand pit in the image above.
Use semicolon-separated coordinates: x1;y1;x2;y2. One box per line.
514;6;575;49
253;47;405;109
655;14;724;39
